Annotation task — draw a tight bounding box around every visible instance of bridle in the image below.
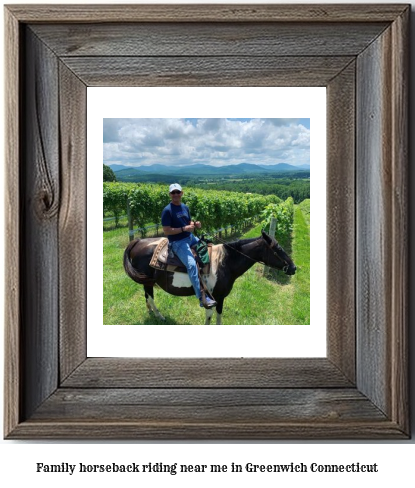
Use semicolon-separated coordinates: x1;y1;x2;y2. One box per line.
208;233;292;272
262;237;293;273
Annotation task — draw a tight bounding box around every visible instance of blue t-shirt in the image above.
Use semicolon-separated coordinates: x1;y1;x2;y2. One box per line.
161;203;192;242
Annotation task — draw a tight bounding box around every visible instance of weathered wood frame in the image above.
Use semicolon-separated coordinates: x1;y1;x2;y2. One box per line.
4;4;409;439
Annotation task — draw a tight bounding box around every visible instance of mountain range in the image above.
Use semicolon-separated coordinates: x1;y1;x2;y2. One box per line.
109;162;310;176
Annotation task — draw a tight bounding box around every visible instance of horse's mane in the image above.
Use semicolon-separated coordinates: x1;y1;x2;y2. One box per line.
224;234;280;254
224;237;259;252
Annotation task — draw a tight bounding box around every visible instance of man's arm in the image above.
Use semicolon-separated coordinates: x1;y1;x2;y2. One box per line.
163;222;195;236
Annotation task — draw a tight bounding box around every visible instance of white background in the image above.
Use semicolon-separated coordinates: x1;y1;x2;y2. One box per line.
88;87;326;357
1;0;414;486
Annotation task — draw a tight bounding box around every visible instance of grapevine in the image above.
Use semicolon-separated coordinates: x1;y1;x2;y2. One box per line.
103;182;282;233
260;197;294;242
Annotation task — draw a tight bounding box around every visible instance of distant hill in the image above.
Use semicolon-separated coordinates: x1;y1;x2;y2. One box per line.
257;163;309;172
108;164;138;172
112;168;144;179
113;168;171;183
109;162;310;178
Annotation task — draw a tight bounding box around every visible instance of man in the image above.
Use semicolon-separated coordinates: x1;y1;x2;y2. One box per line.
161;183;217;309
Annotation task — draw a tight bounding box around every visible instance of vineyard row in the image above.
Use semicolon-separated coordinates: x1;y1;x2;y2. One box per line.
104;182;286;232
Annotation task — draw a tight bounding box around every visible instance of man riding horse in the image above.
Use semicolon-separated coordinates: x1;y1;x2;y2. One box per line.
161;183;217;310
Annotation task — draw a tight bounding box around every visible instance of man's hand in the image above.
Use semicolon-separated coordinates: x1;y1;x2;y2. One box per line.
184;222;195;232
195;221;201;229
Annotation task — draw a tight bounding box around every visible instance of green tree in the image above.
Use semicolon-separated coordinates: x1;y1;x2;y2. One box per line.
103;164;117;182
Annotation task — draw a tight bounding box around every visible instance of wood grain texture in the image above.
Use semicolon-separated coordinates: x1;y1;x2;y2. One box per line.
326;62;356;383
356;22;408;422
31;22;388;57
21;28;60;420
58;63;87;382
6;422;406;440
6;4;409;23
356;11;408;429
4;5;410;440
389;8;409;432
4;6;21;438
62;358;353;388
357;34;386;413
32;388;386;423
61;56;354;87
7;421;406;441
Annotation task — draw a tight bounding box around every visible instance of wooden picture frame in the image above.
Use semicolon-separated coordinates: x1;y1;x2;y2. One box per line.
4;4;409;439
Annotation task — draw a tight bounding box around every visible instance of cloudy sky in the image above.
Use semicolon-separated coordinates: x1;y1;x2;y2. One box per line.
103;118;310;167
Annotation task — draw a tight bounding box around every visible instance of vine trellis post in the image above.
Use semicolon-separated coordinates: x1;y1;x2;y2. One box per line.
264;217;277;276
126;199;134;241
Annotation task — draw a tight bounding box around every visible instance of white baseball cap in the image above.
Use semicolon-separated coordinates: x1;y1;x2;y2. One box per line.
169;183;182;193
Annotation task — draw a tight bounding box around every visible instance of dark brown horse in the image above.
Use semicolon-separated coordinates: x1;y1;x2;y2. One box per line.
123;230;296;324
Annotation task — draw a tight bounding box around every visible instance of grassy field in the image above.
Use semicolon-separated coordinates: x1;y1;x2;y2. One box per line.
103;206;310;325
298;199;310;227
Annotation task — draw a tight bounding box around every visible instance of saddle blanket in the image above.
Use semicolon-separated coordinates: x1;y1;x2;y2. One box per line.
149;238;211;274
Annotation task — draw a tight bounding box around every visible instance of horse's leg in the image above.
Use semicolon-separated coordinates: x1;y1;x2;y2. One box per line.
215;297;224;325
144;285;165;321
144;287;152;315
204;308;214;325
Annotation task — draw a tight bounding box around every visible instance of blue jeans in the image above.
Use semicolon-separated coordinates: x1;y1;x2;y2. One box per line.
171;234;201;299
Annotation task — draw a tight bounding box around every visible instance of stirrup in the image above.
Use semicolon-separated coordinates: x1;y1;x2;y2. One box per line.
200;296;217;309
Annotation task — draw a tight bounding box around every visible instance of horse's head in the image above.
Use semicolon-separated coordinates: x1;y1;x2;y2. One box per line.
260;230;296;275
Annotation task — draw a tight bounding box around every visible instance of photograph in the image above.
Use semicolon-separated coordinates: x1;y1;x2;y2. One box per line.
103;118;310;326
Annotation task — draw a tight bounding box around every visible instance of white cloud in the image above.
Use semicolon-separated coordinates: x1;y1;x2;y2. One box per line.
103;118;310;167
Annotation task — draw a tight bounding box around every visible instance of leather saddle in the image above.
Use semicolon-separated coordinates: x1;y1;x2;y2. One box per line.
149;238;211;274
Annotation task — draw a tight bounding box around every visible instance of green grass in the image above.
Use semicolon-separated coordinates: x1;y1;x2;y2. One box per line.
103;208;310;325
298;199;310;228
289;205;310;324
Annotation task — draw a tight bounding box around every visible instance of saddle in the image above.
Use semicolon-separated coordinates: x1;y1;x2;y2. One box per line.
149;238;212;274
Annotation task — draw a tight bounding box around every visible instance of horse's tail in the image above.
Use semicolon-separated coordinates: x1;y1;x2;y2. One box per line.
123;239;156;286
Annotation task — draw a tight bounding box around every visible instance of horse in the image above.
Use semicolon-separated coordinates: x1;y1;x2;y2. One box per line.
123;230;296;325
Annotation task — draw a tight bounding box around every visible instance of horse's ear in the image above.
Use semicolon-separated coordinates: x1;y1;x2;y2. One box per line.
261;230;272;245
262;230;280;247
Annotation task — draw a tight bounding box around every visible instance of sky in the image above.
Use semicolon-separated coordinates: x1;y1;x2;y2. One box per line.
103;118;310;167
